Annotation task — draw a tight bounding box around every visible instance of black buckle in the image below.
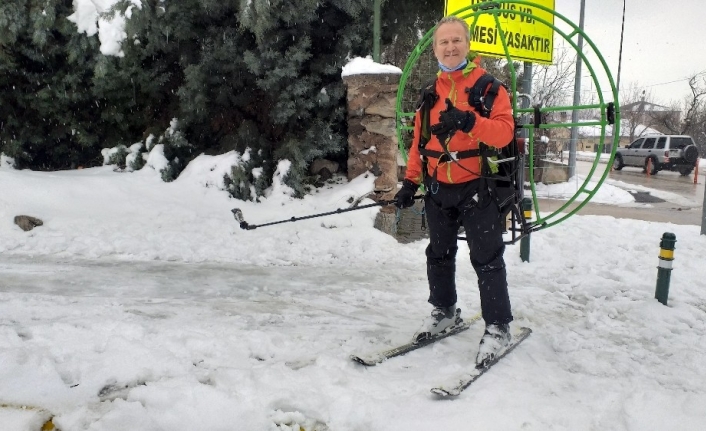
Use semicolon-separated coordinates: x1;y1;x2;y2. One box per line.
607;102;615;125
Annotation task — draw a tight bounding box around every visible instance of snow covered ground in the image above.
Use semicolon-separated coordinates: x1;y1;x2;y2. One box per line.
1;153;706;431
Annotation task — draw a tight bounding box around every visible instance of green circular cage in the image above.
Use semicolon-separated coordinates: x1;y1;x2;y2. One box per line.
396;0;621;234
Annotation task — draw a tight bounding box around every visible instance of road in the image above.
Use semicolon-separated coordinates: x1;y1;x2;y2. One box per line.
538;160;705;226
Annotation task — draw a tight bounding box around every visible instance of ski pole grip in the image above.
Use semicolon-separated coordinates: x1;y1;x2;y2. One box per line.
231;208;252;230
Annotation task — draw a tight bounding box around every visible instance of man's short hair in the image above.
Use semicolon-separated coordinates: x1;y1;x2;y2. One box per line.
433;16;471;45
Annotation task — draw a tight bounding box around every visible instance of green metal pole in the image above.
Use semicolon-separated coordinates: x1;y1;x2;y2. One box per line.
373;0;381;62
520;198;532;262
568;0;586;179
655;232;676;305
519;59;532;263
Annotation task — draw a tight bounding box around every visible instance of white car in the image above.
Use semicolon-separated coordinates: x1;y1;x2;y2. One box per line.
613;135;699;176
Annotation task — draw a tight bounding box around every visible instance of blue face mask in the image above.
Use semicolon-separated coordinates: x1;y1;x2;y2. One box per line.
438;58;468;72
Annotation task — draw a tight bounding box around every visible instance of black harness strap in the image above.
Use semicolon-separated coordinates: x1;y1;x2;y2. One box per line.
414;78;440;186
418;148;481;160
416;79;439;153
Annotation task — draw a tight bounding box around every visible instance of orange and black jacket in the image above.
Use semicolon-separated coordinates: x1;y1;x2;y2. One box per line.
404;54;515;186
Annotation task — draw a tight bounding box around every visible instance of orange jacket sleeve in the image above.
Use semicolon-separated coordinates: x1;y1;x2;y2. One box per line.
404;110;424;185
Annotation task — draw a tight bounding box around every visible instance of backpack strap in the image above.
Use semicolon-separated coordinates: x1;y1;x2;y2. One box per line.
466;74;505;119
415;78;439;151
412;78;440;186
466;74;522;221
466;73;512;175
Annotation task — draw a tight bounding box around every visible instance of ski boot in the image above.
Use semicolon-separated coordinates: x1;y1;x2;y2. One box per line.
413;305;462;343
475;323;511;368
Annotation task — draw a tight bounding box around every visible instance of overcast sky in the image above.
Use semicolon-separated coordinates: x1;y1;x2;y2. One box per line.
555;0;705;106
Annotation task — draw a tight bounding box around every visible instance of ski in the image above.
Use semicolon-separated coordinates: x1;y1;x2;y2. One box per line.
430;327;532;397
350;314;482;366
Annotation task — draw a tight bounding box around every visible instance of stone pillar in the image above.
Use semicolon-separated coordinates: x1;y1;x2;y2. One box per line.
342;73;400;235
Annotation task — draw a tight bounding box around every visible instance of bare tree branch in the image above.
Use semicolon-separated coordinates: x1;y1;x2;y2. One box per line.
619;83;668;142
531;43;575;108
650;74;705;138
680;74;706;134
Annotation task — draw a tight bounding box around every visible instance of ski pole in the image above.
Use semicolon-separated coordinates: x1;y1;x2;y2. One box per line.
232;196;422;230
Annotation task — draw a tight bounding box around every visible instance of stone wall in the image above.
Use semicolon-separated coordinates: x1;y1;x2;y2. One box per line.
342;73;400;202
342;72;401;236
342;72;402;236
525;159;570;184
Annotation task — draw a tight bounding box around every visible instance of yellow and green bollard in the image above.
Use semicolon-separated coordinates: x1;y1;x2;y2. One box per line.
655;232;676;305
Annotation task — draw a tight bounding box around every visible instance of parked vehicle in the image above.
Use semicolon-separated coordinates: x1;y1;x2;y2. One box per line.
613;135;699;176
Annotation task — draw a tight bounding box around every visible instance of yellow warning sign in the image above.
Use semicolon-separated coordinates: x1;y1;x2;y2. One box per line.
445;0;555;64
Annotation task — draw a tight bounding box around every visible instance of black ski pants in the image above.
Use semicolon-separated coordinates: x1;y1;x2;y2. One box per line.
423;178;513;326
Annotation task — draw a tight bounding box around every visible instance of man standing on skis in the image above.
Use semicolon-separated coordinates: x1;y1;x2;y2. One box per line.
394;16;515;367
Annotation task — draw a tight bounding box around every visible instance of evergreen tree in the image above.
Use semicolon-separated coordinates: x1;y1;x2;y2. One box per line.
112;0;374;196
113;0;266;187
381;0;444;68
95;0;206;162
237;0;373;197
0;0;106;169
175;0;264;156
1;0;377;198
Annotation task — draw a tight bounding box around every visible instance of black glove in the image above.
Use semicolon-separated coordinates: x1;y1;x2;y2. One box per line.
430;99;476;141
394;179;419;209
